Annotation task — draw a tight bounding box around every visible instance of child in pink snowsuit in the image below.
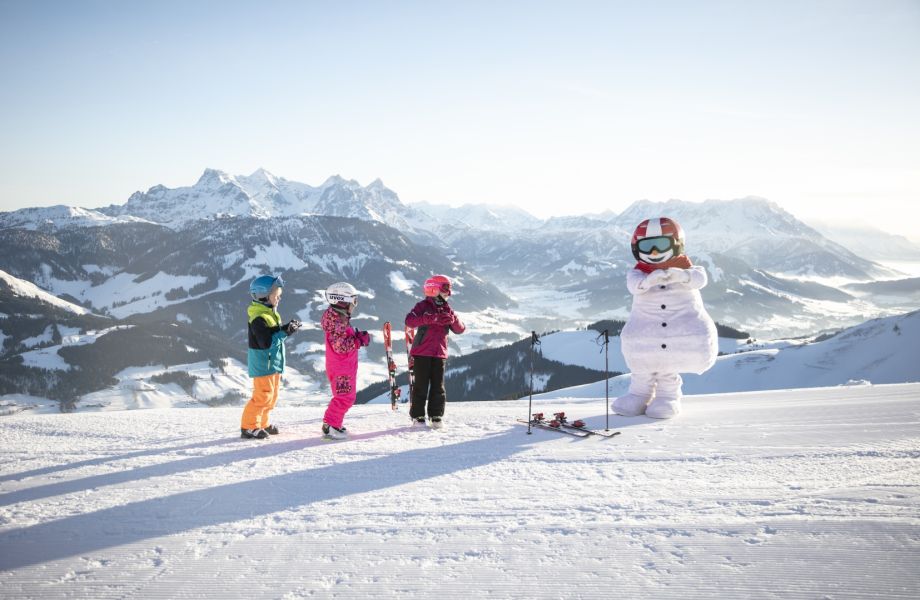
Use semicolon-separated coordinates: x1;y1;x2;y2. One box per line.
321;282;369;439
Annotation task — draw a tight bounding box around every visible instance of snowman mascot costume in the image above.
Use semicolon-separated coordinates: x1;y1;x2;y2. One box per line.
614;217;718;418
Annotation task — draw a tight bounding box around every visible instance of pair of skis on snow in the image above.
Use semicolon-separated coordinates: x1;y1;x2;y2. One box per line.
517;412;620;439
521;330;620;439
383;321;415;411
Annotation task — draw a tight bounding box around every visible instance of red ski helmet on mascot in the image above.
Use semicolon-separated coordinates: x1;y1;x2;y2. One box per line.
423;274;452;298
631;217;685;261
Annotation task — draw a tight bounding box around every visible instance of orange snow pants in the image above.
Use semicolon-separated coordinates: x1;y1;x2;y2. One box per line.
241;373;281;430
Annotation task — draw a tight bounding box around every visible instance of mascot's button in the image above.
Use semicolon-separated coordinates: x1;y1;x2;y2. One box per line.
662;322;667;327
661;344;667;349
660;285;666;289
660;304;666;309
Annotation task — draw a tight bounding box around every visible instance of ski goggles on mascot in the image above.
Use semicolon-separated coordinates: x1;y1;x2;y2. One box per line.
636;236;677;254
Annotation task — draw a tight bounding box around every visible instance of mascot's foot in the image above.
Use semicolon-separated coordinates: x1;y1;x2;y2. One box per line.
645;396;681;419
612;393;651;417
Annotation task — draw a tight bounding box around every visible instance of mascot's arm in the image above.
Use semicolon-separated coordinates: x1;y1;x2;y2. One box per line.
626;268;657;295
668;266;708;290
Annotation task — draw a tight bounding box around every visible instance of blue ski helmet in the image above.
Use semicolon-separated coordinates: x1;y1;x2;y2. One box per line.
250;275;284;301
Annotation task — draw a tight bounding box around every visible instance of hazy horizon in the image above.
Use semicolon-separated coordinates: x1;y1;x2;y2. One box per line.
1;1;918;238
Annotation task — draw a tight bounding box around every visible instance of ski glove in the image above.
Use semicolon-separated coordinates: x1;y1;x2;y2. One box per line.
283;320;302;335
355;330;371;347
436;313;454;326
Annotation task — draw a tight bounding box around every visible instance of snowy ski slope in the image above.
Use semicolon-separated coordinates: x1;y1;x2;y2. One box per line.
0;383;918;598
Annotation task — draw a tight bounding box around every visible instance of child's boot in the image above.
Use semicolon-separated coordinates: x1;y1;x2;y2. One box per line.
241;428;269;440
322;422;347;440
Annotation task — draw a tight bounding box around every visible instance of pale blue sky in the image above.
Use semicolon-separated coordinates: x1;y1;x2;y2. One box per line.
1;1;918;237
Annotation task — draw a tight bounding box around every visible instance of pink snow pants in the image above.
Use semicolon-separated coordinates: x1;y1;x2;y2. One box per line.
322;339;359;429
323;371;356;429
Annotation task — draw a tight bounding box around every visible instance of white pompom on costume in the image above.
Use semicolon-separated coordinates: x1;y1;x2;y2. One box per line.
615;265;718;418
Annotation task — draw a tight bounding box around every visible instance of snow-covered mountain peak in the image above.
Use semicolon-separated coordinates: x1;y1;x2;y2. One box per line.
0;204;153;231
80;170;420;230
320;174;353;188
248;167;276;181
616;197;815;240
194;168;238;190
143;184;168;196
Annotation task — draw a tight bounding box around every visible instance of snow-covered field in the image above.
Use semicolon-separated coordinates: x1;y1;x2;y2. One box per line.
1;383;918;598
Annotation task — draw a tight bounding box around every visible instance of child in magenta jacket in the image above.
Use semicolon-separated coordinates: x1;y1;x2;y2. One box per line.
405;274;465;428
321;282;370;440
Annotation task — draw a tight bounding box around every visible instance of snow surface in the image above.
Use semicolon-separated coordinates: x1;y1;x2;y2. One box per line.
19;346;70;371
506;284;597;321
0;269;93;315
19;326;134;373
74;360;323;412
388;270;417;296
0;394;60;416
0;383;918;598
38;269;210;319
19;325;54;349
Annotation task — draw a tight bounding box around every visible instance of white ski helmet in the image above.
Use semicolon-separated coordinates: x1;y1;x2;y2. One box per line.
325;282;359;308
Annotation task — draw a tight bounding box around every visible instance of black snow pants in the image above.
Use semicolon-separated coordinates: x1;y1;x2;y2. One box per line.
409;355;446;419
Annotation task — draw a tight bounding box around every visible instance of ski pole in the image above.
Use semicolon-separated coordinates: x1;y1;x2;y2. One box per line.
604;328;610;431
528;331;539;435
594;328;612;431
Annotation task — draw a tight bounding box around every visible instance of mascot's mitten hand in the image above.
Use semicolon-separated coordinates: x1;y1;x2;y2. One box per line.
669;268;692;284
645;270;669;285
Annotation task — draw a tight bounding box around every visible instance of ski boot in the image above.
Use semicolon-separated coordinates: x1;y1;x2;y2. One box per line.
241;428;268;440
322;422;348;440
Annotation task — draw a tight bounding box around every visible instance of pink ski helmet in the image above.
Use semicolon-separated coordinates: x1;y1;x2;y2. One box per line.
423;274;452;298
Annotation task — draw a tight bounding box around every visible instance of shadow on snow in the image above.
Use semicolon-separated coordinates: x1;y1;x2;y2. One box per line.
0;425;539;570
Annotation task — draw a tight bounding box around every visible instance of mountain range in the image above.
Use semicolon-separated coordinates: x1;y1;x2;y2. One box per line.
1;167;918;411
